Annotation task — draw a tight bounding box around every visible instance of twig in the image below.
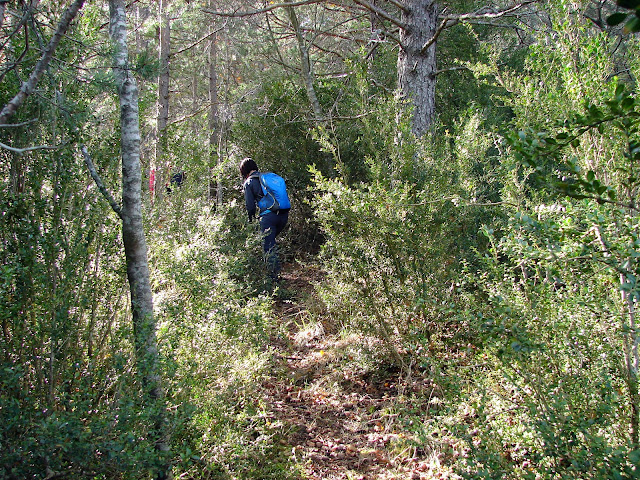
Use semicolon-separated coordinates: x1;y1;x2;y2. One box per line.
385;0;409;13
203;0;324;18
171;23;228;57
80;144;122;219
404;196;520;208
0;141;59;153
352;0;407;30
0;0;86;124
421;0;539;54
0;119;37;128
435;65;469;75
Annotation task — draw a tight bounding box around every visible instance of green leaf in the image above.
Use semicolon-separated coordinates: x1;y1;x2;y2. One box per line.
621;96;636;110
607;12;629;26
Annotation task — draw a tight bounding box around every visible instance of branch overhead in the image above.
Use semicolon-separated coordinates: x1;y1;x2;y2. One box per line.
351;0;407;30
420;0;539;54
81;145;123;219
203;0;324;17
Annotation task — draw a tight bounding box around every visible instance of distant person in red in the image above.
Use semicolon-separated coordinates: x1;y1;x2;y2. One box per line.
240;158;289;283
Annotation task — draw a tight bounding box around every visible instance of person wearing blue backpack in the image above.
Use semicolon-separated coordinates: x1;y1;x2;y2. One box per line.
240;158;291;284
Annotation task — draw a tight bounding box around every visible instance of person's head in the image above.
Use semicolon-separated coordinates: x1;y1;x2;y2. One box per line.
239;158;258;180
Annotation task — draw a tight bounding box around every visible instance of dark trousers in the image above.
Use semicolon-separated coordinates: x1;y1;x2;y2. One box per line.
259;210;289;279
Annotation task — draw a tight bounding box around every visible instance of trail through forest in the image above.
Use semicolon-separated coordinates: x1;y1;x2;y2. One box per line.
259;262;452;480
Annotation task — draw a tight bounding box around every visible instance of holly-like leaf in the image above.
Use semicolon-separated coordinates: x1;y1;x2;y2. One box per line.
607;12;628;26
621;96;636;110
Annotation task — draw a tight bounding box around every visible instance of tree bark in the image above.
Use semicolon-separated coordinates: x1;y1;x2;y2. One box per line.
621;277;640;446
0;0;85;125
108;0;170;477
0;0;8;32
397;0;437;137
155;0;171;199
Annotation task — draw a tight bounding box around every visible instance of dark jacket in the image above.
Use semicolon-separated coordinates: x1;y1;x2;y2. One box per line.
243;172;264;221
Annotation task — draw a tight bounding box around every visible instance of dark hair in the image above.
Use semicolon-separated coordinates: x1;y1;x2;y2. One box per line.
239;158;258;179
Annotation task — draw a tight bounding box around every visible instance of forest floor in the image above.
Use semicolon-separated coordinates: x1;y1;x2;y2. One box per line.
259;262;458;480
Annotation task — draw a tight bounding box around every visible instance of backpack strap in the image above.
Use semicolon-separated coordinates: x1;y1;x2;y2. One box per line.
243;171;260;189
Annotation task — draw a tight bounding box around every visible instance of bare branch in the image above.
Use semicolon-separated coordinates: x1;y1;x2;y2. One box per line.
420;17;448;53
454;0;538;23
80;145;123;219
168;103;213;126
0;0;86;125
384;0;409;13
0;13;30;85
203;0;324;17
0;119;37;128
0;5;30;56
171;22;228;57
421;0;539;54
352;0;407;29
0;141;59;153
435;65;470;75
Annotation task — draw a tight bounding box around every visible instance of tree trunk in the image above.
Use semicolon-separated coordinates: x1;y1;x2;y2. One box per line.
108;0;170;477
285;0;324;122
208;6;222;203
0;0;85;125
154;0;170;199
397;0;437;137
0;0;8;32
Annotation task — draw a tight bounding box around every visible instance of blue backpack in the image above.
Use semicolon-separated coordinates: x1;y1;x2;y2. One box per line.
251;172;291;213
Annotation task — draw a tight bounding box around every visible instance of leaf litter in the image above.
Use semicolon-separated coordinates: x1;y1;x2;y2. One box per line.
261;262;459;480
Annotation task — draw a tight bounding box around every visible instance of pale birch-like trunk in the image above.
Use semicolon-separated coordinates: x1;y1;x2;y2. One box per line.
621;273;640;446
108;0;170;476
596;223;639;447
397;0;437;137
285;0;324;122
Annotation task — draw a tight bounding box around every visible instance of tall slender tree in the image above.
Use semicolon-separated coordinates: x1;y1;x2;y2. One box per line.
208;0;222;203
285;0;324;122
106;0;170;476
155;0;171;199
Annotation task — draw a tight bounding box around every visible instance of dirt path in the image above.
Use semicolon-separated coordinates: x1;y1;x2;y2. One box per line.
260;263;448;480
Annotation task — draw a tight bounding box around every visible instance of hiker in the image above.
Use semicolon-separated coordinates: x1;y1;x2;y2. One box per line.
166;169;185;194
240;158;290;283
